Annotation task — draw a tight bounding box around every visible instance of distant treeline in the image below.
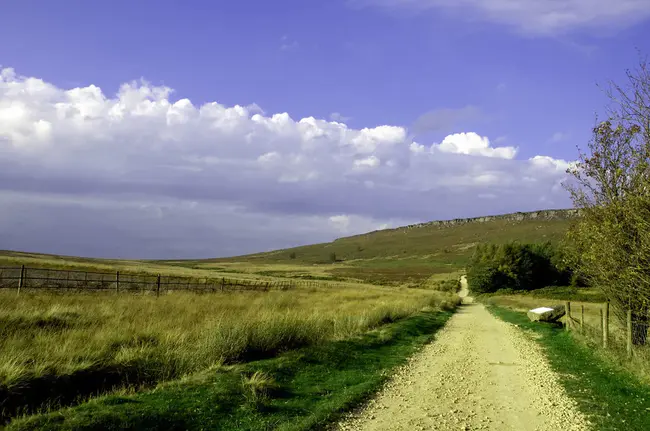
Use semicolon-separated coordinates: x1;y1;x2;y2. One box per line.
466;241;584;294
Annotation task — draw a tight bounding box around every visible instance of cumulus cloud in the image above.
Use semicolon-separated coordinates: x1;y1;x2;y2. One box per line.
352;0;650;36
0;68;574;258
433;132;518;159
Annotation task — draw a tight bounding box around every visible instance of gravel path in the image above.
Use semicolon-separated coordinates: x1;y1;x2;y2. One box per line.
336;277;590;431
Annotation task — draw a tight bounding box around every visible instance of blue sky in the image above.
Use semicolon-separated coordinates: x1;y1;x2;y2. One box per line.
1;0;649;258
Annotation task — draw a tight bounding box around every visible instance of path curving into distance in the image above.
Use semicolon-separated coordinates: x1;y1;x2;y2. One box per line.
336;276;590;431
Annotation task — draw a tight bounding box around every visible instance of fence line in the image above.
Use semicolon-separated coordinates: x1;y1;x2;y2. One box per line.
564;300;650;359
0;266;297;295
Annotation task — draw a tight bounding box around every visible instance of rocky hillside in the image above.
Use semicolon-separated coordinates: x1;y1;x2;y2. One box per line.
335;209;578;243
213;208;577;277
391;208;576;231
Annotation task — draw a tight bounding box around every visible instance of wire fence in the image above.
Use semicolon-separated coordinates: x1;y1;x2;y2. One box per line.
564;301;650;359
0;266;296;295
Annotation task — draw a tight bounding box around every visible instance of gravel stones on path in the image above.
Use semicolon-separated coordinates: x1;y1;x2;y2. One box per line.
336;298;591;431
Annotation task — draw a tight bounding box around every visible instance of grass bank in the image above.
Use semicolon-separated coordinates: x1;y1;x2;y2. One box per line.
6;310;453;430
480;286;605;302
488;306;650;431
0;287;457;423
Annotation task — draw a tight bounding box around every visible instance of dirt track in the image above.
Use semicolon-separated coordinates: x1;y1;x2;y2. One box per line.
336;276;590;431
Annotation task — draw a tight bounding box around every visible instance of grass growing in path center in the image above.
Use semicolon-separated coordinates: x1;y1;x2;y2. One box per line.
6;310;453;431
488;306;650;431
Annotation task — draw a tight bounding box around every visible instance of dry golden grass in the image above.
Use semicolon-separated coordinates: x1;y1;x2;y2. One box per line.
0;286;458;389
0;252;390;288
0;254;269;281
419;270;465;289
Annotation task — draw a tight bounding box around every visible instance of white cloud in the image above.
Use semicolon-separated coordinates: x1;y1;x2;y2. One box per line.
329;215;351;232
433;132;518;159
0;68;575;258
354;155;381;169
409;142;426;153
354;0;650;35
529;155;575;173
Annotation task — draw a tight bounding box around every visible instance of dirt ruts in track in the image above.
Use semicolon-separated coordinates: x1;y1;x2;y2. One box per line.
336;277;590;431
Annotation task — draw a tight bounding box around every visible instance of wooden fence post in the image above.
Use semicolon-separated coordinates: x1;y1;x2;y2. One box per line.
17;265;25;295
627;309;633;358
603;301;609;349
156;274;161;297
565;301;571;331
115;271;120;294
600;308;604;338
580;305;585;334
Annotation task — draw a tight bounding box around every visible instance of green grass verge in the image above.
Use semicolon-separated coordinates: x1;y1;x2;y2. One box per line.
481;286;606;303
488;306;650;431
6;311;453;431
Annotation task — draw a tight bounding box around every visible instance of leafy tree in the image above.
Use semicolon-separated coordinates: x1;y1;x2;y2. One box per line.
564;57;650;344
466;241;571;294
467;261;501;293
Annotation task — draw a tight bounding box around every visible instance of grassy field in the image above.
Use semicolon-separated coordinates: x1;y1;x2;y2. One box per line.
0;286;458;424
5;310;454;431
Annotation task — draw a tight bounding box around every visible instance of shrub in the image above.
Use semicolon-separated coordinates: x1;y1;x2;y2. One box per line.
329;252;337;263
289;252;296;260
466;261;505;294
466;241;574;293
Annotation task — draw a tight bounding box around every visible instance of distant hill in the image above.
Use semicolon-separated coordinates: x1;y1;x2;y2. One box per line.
208;209;579;285
1;209;579;286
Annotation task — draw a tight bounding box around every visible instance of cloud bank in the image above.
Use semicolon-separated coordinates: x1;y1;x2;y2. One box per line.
0;68;574;258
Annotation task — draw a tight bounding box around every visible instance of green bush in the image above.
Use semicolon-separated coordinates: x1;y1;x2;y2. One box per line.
466;241;574;293
466;261;505;294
